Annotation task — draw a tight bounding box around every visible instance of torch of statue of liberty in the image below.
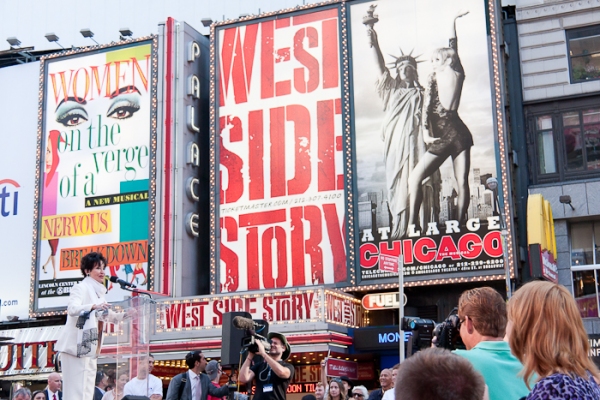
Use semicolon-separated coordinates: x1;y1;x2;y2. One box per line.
363;2;440;240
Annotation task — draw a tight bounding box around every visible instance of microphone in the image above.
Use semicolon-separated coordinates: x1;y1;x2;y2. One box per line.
109;276;136;288
232;316;261;330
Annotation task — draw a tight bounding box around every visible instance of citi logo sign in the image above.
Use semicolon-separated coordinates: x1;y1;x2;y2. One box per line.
0;179;19;217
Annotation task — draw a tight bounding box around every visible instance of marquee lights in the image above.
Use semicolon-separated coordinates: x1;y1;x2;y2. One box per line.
156;287;362;332
487;0;516;280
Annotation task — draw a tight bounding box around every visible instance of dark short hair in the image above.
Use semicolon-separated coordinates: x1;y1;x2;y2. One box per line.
458;287;507;338
303;395;317;400
81;252;107;277
95;370;106;385
395;348;485;400
185;350;203;369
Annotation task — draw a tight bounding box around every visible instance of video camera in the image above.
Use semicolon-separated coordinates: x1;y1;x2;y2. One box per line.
232;316;271;354
432;308;465;350
401;316;436;353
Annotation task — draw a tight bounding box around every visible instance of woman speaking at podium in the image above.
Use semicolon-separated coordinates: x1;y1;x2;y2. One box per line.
56;252;125;400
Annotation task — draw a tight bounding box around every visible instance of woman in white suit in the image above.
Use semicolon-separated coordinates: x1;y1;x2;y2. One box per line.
56;252;118;400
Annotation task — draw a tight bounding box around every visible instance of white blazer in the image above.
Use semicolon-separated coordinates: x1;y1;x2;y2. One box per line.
55;279;106;357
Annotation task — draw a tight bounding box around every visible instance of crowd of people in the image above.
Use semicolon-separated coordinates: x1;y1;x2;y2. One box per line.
314;282;600;400
11;251;600;400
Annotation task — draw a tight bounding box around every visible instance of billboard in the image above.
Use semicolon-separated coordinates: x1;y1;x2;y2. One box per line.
32;39;157;313
0;62;40;321
350;0;509;283
214;6;347;292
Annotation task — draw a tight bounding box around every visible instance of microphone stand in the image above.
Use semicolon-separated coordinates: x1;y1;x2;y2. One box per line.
119;284;163;303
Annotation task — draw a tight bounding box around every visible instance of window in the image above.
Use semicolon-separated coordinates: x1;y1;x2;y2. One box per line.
567;25;600;83
571;222;600;318
536;115;557;174
528;99;600;183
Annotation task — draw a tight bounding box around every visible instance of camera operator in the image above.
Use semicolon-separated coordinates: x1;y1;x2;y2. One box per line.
239;332;294;400
453;287;529;400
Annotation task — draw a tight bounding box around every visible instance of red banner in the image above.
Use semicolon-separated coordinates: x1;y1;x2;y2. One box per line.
326;358;358;380
216;7;346;293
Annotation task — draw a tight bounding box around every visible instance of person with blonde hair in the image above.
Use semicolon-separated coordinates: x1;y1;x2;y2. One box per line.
326;378;348;400
508;280;600;398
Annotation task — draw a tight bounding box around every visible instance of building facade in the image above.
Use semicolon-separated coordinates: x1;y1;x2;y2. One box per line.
517;0;600;332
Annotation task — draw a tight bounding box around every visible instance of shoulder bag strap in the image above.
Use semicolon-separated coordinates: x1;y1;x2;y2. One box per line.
178;372;188;400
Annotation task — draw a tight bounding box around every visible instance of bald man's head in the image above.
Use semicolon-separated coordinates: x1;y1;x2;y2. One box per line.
379;369;393;390
48;373;62;392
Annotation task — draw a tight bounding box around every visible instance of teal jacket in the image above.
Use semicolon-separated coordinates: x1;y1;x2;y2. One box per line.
454;341;531;400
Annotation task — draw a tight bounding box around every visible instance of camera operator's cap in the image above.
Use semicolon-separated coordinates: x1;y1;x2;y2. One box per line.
205;360;220;381
268;332;291;360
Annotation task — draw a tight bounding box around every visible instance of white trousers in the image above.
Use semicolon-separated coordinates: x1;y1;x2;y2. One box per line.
61;352;97;400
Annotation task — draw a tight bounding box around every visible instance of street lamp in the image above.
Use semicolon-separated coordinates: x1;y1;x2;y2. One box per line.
80;29;99;45
119;28;133;41
486;177;512;298
6;37;21;48
45;33;64;49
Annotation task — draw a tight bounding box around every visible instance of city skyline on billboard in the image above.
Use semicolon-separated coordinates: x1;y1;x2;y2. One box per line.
33;40;157;312
214;6;347;292
350;0;507;282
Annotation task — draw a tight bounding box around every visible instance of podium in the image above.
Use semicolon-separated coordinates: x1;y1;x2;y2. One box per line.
100;296;156;400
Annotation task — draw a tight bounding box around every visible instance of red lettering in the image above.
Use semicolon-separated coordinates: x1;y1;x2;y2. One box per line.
0;345;13;371
458;233;483;259
403;239;414;264
317;99;336;192
261;21;275;99
220;216;239;292
286;105;311;195
262;226;287;289
213;301;223;325
483;231;503;257
321;18;339;89
190;306;200;327
248;110;264;200
219;24;259;106
436;235;461;261
360;243;378;268
305;206;324;284
270;107;285;197
46;342;57;369
293;27;319;93
263;297;274;321
413;237;436;264
220;117;244;204
165;303;184;328
380;240;401;256
323;204;346;282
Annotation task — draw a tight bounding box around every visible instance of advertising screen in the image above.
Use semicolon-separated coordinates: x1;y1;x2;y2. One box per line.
0;62;39;320
350;0;507;283
34;40;156;312
215;6;346;292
